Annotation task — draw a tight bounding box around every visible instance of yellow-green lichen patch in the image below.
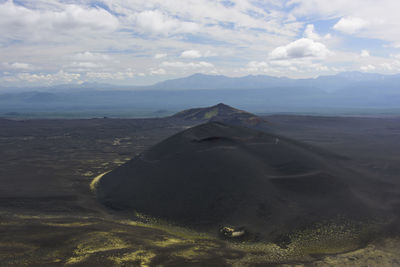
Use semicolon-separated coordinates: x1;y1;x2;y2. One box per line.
82;171;94;177
204;108;218;119
66;254;90;265
74;231;129;254
228;220;380;265
109;250;156;266
229;242;304;266
66;231;130;264
119;213;212;240
113;159;128;165
43;221;95;228
14;214;64;220
89;171;110;192
312;238;400;267
173;246;206;260
153;237;186;247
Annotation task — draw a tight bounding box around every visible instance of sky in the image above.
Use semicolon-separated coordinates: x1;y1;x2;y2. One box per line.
1;0;400;86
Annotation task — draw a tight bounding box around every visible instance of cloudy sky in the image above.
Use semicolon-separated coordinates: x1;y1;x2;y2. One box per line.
1;0;400;86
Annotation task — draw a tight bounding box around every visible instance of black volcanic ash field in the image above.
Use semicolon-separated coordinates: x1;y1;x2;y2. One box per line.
96;121;389;242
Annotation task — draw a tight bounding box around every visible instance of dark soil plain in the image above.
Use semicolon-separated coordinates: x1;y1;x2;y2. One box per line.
1;105;400;266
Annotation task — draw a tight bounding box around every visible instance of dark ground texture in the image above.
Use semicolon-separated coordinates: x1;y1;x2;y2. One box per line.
1;114;400;266
97;121;395;243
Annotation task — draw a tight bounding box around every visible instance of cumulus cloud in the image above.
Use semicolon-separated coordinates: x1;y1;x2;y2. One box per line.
4;70;82;84
1;62;34;71
0;1;119;42
133;10;199;35
361;50;370;57
65;51;116;71
180;50;202;59
154;53;167;59
149;68;167;75
3;0;400;85
287;0;400;47
269;38;332;60
11;62;32;70
360;64;376;71
86;71;135;80
303;24;331;41
69;62;103;69
71;52;111;61
378;54;400;72
245;61;270;73
393;54;400;60
244;59;329;75
161;61;214;69
333;17;368;34
99;0;302;55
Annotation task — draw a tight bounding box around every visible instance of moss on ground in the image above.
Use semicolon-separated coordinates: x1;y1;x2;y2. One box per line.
204;108;218;119
0;211;395;267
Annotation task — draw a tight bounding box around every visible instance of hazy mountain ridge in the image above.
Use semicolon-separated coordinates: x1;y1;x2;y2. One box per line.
149;72;400;91
2;71;400;93
1;72;400;117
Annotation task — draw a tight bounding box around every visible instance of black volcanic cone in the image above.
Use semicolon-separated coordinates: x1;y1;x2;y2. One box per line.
97;122;380;239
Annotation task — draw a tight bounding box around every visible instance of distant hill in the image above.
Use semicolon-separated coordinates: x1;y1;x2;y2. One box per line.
171;103;266;127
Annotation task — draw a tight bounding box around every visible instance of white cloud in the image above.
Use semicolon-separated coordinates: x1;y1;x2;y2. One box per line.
378;54;400;72
245;61;270;73
0;1;303;85
392;54;400;60
244;59;330;76
71;52;111;61
287;0;400;46
100;0;302;53
2;0;400;85
10;62;31;70
161;61;214;69
2;62;34;70
333;17;368;34
9;70;81;84
361;50;370;57
304;24;321;40
150;68;167;75
154;53;167;59
86;71;135;80
303;24;331;41
269;38;332;60
360;64;376;71
69;62;103;69
0;1;119;42
180;50;202;59
133;10;199;35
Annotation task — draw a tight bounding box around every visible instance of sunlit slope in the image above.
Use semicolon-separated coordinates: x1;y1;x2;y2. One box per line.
96;122;383;241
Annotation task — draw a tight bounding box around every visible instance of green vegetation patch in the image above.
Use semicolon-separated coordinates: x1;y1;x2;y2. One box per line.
204;108;218;119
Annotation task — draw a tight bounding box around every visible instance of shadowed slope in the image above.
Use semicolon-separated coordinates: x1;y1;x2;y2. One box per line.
96;122;383;241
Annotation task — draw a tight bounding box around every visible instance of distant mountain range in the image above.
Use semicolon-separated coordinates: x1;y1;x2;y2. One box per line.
2;71;400;93
1;72;400;117
148;72;400;92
